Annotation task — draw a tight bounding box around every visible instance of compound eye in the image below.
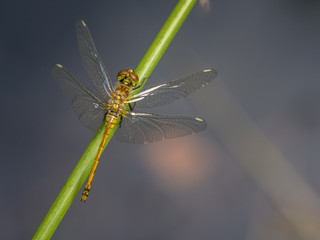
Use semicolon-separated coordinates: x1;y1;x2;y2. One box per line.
129;72;139;84
117;70;128;81
118;70;128;76
118;70;127;75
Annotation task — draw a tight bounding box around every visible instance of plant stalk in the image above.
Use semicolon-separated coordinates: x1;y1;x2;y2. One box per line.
33;0;196;239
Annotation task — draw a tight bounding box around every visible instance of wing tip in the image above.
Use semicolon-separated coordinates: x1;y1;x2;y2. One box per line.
195;117;204;122
203;68;218;80
76;19;88;30
195;117;207;129
203;68;217;73
52;63;64;74
80;20;87;27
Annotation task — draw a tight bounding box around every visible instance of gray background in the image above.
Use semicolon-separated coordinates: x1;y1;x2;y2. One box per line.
1;0;320;239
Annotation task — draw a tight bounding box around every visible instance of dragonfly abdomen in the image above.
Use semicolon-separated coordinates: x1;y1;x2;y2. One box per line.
81;112;118;202
105;112;118;128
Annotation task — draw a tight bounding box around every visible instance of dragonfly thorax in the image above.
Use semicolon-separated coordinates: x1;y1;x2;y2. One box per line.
117;69;139;88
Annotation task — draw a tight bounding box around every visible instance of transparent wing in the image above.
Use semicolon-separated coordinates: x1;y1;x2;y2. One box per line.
129;69;217;108
76;20;114;100
115;112;207;144
53;64;108;131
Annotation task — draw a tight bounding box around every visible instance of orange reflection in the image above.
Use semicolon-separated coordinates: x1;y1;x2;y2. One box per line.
199;0;211;12
140;136;218;193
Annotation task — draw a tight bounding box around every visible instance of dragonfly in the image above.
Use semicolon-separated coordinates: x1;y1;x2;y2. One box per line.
53;20;217;202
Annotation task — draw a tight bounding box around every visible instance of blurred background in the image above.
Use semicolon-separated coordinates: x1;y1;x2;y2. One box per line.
1;0;320;239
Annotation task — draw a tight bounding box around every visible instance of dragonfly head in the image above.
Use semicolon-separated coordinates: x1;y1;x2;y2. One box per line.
117;69;139;87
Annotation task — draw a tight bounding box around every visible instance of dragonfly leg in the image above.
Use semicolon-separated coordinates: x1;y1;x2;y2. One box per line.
129;103;135;111
119;115;123;128
132;77;147;91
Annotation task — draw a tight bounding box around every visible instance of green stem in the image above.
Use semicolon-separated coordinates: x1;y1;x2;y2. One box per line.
33;0;196;239
135;0;196;84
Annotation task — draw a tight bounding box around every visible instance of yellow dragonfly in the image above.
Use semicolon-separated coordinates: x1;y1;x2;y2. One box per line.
53;20;217;202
